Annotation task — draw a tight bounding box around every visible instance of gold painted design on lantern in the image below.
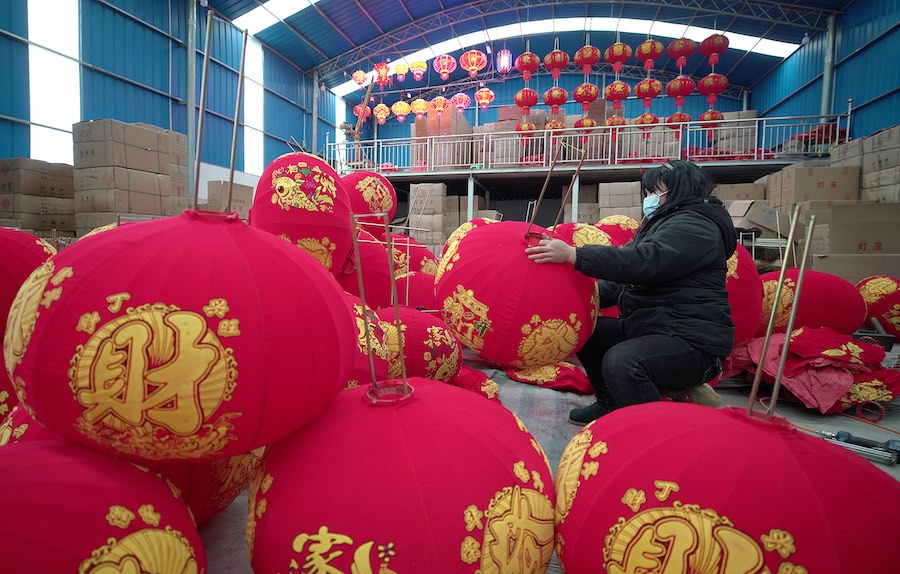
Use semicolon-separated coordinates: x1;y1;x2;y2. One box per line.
34;237;56;256
516;315;582;368
207;448;264;515
653;480;680;501
512;364;560;385
381;321;406;378
246;465;271;556
464;505;485;531
80;512;200;574
461;536;482;564
820;341;866;365
761;529;797;559
138;505;161;527
289;527;398;574
423;325;459;381
0;390;8;417
762;278;795;328
420;257;438;276
77;311;102;335
480;379;499;399
81;223;119;240
621;488;647;512
107;505;136;529
837;377;893;410
392;247;410;276
106;292;131;314
859;276;898;304
343;379;360;391
513;460;530;483
352;304;390;361
203;298;230;318
69;302;239;460
479;485;555;574
598;215;639;231
726;251;739;278
555;429;607;523
3;260;56;372
270;162;336;213
442;285;492;352
0;406;28;445
357;175;392;213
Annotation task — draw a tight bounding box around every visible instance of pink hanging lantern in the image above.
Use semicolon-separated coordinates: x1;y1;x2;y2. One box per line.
372;103;390;125
459;49;488;77
450;92;471;114
351;69;367;88
429;96;451;116
391;100;411;122
474;87;495;110
409;61;427;81
432;54;457;80
394;62;409;82
495;48;513;77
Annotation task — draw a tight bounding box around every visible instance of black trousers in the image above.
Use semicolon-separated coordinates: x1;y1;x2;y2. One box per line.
575;317;723;408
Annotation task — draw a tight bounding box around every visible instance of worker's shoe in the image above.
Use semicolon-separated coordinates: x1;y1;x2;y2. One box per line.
686;383;722;408
568;401;614;426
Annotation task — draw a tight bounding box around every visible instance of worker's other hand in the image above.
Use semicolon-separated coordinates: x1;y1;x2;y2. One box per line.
525;236;576;265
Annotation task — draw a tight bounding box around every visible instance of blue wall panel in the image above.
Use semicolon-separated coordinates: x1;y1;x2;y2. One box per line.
264;54;304;107
0;35;29;120
836;0;900;60
751;31;825;116
0;0;26;37
846;90;900;140
198;112;233;167
102;0;170;31
264;133;290;165
264;92;304;149
82;68;170;125
0;120;29;159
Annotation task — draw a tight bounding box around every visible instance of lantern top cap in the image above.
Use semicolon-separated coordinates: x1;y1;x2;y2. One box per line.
183;209;242;223
366;379;416;405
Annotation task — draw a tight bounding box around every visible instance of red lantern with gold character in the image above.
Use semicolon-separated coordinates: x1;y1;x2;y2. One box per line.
698;72;729;106
856;275;900;338
603;80;631;110
410;97;428;119
758;269;867;336
666;111;692;139
435;221;596;368
342;294;391;390
634;112;660;138
373;62;391;89
390;100;410;122
604;42;632;74
459;49;487;77
635;39;664;70
573;83;599;112
372;102;390;125
432;54;457;80
342;170;397;230
667;37;697;70
726;244;764;346
351;69;366;88
390;233;439;277
515;51;540;82
634;77;662;109
700;33;730;67
474;87;495;110
375;307;461;382
574;117;598;132
605;114;627;141
666;75;696;108
574;45;601;77
542;86;569;116
3;211;355;463
514;87;539;116
555;403;900;574
430;95;451;116
0;440;207;572
699;108;724;127
441;217;501;259
543;49;570;80
353;103;371;120
248;378;556;572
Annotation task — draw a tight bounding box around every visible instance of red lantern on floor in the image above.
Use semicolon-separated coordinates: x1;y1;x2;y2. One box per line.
506;361;592;394
451;365;501;403
556;403;900;574
373;62;391;89
336;228;394;309
393;62;409;82
603;80;631;110
375;307;461;382
249;152;354;275
372;102;390;125
410;97;428;119
758;268;867;336
635;39;664;70
726;244;764;346
351;69;366;87
409;60;427;81
433;54;457;80
856;275;900;337
430;95;451;116
390;100;411;122
634;77;662;109
390;233;438;277
353;103;371;119
667;37;697;70
701;33;730;67
3;211;355;462
666;75;696;108
543;86;569;116
395;271;438;310
544;49;570;80
515;51;540;82
595;215;640;245
699;72;729;106
573;82;599;112
435;221;596;368
459;49;487;77
450;91;471;114
343;294;390;390
248;379;555;572
0;440;206;571
342;170;397;231
575;45;601;77
474;87;495;110
604;42;632;74
515;87;539;116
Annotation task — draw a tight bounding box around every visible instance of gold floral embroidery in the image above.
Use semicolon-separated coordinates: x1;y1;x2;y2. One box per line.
761;529;797;558
106;505;135;529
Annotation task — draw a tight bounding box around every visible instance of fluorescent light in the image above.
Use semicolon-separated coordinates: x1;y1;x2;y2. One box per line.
486;23;522;42
553;18;587;33
457;30;489;48
617;18;652;35
520;21;545;36
650;22;690;40
755;38;801;57
233;0;320;35
29;0;78;58
587;18;618;31
431;38;462;55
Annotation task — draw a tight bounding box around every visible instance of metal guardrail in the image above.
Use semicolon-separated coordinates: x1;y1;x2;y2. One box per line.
327;113;849;175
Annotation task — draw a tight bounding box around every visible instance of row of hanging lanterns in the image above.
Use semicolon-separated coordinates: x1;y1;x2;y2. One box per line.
353;86;497;124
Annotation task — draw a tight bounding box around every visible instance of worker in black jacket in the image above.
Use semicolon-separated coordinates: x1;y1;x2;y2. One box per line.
526;160;737;425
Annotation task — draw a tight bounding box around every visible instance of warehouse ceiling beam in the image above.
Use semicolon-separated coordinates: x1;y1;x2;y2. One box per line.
245;0;329;61
352;0;385;35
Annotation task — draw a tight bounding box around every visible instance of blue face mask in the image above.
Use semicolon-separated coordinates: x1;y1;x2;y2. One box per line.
642;191;668;218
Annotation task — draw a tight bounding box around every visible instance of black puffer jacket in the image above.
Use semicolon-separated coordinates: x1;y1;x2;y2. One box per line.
575;196;737;357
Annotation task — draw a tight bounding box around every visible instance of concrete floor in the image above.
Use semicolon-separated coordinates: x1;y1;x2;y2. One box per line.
199;361;900;573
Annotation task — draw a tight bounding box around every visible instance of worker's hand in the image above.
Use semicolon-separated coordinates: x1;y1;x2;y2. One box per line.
525;236;576;265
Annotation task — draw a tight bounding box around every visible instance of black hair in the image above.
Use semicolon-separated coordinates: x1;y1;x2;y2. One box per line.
641;160;715;205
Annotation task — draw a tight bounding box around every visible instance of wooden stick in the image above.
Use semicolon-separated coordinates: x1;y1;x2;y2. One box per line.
550;142;590;230
525;141;564;237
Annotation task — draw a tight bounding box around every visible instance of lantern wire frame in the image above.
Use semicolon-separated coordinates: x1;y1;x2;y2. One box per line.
524;140;589;244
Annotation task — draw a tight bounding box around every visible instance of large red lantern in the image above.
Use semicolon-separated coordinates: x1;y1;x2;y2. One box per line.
856;275;900;337
393;62;409;82
0;441;207;572
701;33;730;67
342;170;397;230
409;60;427;81
514;87;539;116
441;217;500;258
450;91;471;114
666;75;696;108
432;54;457;80
634;77;662;109
474;87;495;110
249;152;354;275
410;97;428;119
336;228;394;310
603;42;632;74
390;100;411;122
543;49;570;80
351;69;367;87
248;379;556;572
373;62;391;89
595;215;640;245
430;95;451;116
353;103;371;119
635;39;664;70
375;307;461;382
555;403;900;574
4;212;355;462
372;102;390;125
390;233;438;276
573;82;599;112
459;49;487;77
542;86;569;116
758;269;867;336
435;221;596;368
667;37;697;70
515;51;540;82
395;271;438;310
343;294;390;390
603;80;631;110
727;244;764;346
574;45;601;77
698;72;729;106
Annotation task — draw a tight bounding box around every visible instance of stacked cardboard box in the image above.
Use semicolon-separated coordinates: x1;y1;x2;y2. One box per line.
766;163;858;209
0;158;75;232
408;183;447;252
599;182;641;209
859;125;900;203
714;183;765;201
810;202;900;283
206;181;254;220
713;110;758;152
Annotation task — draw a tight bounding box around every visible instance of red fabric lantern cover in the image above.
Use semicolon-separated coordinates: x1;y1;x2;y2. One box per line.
595;215;640;245
342;294;390;391
375;307;461;382
543;49;570;79
726;244;764;346
634;77;662;108
757;269;867;336
353;103;371;119
698;72;729;106
441;217;500;258
3;211;355;462
0;440;206;572
603;80;631;110
666;75;695;108
514;87;539;116
542;86;569;116
555;402;900;574
395;271;438;310
249;152;353;275
505;361;592;394
574;45;601;77
514;51;540;82
635;39;664;70
573;83;599;112
666;37;697;69
450;365;501;403
459;49;488;77
826;368;900;414
856;275;900;337
336;228;394;310
474;87;495;110
435;221;597;368
551;222;614;248
342;171;397;230
248;379;555;572
700;33;730;66
603;42;633;73
390;233;439;276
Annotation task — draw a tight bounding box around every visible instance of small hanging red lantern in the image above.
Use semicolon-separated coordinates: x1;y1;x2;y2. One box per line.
634;112;660;138
496;48;513;77
390;100;411;122
667;37;697;70
373;62;391;89
429;95;451;116
574;117;598;131
515;51;540;82
603;80;631;110
634;77;662;109
543;49;570;80
666;75;696;108
450;91;471;114
666;111;692;139
409;60;427;81
573;83;599;112
372;103;390;125
410;98;428;119
574;45;601;77
514;87;539;116
542;86;569;116
459;49;488;77
635;39;664;70
699;109;725;139
701;33;730;67
604;42;633;74
698;72;729;106
516;121;537;132
394;62;409;82
474;87;495;110
351;69;367;88
353;103;372;119
605;114;626;142
432;54;457;80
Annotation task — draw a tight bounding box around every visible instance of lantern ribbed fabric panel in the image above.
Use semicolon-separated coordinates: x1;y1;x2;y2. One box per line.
341;171;396;233
594;215;640;246
758;269;867;336
726;244;764;346
856;275;900;337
